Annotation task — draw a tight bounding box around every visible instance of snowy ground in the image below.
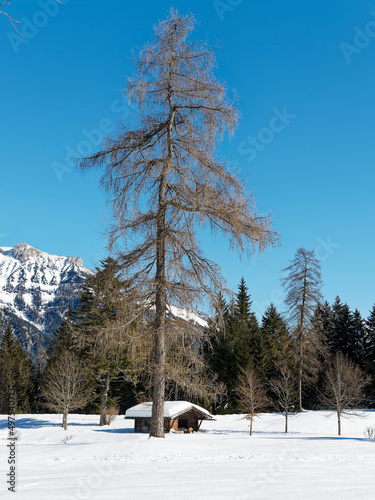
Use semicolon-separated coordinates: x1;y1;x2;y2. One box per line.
1;410;375;500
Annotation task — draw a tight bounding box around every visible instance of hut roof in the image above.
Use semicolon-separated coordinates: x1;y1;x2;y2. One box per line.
125;401;214;420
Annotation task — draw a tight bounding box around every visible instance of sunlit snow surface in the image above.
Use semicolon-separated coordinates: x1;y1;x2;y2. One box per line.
1;411;375;499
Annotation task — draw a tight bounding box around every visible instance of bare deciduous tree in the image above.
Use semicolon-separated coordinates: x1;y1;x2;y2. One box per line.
237;368;269;435
269;364;297;433
41;351;92;430
321;352;370;436
282;248;325;411
77;10;277;437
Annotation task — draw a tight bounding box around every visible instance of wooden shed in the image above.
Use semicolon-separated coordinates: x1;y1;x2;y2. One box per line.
125;401;214;433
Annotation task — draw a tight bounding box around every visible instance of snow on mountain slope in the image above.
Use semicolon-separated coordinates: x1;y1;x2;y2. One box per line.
0;243;92;350
167;304;209;328
0;243;210;355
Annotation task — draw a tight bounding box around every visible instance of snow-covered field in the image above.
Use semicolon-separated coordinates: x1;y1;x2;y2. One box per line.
1;410;375;500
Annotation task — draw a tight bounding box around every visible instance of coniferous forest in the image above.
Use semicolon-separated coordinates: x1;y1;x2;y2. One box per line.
1;249;374;430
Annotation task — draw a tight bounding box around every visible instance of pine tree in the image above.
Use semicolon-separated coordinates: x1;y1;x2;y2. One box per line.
0;323;33;413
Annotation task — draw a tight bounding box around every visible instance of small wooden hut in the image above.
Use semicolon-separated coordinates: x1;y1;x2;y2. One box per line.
125;401;214;433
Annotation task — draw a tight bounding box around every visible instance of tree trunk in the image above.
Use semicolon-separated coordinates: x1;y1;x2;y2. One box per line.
62;410;68;430
298;357;303;412
99;371;110;426
337;408;341;436
297;271;307;412
150;255;166;438
150;39;176;439
249;413;253;436
150;161;168;439
285;410;288;433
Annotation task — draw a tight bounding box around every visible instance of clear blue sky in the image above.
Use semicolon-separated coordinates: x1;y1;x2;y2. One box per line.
1;0;375;319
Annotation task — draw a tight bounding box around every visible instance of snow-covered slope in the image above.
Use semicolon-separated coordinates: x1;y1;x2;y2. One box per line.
1;411;374;499
167;304;209;328
0;243;92;353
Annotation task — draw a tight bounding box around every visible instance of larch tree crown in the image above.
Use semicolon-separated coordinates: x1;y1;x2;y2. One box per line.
77;9;278;437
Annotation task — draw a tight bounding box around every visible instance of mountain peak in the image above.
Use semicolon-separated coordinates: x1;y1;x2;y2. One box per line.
13;243;42;262
0;243;84;268
0;243;92;356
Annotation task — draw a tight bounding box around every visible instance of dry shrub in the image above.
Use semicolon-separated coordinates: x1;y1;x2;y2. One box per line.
105;404;119;426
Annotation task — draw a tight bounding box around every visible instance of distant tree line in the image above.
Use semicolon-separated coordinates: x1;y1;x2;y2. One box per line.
0;248;373;435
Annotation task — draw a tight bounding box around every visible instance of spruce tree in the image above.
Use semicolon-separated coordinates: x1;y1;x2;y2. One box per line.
47;307;77;362
232;278;255;371
365;305;375;369
0;323;33;413
352;309;365;365
205;294;238;412
363;304;375;400
330;300;360;361
314;301;334;351
230;278;269;378
261;303;290;380
73;257;132;425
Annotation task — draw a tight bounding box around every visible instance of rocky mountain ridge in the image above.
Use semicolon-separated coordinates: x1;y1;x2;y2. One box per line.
0;243;209;359
0;243;92;356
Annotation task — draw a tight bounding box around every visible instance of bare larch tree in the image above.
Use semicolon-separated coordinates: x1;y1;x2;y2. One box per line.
321;352;370;436
282;248;324;412
269;364;297;433
236;368;269;435
77;9;277;437
41;351;92;430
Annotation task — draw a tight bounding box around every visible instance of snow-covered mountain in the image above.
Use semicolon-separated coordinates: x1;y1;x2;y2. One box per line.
0;243;92;355
0;243;209;357
167;305;209;329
